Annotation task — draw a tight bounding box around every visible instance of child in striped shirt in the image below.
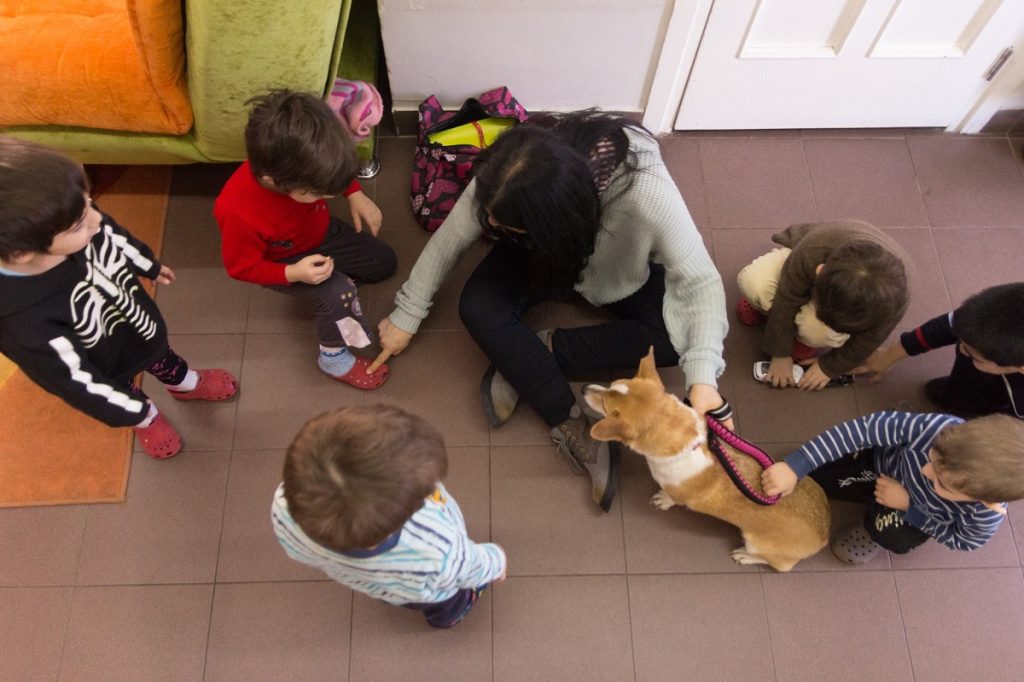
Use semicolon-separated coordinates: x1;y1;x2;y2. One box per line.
761;411;1024;564
272;405;506;628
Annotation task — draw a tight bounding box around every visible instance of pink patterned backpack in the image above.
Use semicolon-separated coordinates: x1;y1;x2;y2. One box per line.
411;87;529;232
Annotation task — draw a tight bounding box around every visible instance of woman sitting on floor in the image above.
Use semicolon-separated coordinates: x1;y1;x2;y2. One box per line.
370;110;729;512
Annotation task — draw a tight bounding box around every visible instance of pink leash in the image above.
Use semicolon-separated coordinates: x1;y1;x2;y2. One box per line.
705;416;781;506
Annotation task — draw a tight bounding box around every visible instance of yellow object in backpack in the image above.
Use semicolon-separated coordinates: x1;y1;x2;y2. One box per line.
426;117;516;148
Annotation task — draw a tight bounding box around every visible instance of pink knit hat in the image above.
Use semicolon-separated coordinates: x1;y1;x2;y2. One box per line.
328;79;383;142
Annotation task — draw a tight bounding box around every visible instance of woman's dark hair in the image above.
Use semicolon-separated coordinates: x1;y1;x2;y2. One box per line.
0;137;89;260
472;110;649;298
952;282;1024;367
244;89;358;195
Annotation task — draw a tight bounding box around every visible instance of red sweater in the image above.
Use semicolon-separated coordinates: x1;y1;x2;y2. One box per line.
214;161;361;285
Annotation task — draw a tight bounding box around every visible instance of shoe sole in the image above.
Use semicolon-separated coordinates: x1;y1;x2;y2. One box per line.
480;365;509;429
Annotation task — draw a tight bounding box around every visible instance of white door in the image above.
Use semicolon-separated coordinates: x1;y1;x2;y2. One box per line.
673;0;1024;130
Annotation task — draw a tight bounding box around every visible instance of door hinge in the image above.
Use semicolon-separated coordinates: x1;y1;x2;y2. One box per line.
985;47;1014;81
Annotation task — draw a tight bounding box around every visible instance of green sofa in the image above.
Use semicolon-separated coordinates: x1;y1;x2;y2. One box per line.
2;0;371;165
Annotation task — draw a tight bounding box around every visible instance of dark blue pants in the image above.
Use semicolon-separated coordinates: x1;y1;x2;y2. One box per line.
405;588;477;629
458;241;679;426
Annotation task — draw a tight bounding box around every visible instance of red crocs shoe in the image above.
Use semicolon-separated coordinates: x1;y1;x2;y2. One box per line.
169;369;238;401
332;355;389;390
791;339;819;364
735;297;766;326
133;412;182;459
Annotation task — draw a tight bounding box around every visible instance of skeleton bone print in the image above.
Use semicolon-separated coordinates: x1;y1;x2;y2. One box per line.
70;224;158;347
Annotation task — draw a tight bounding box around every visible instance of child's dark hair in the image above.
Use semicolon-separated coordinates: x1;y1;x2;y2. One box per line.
951;282;1024;367
0;136;89;261
472;110;649;298
282;405;448;552
931;415;1024;502
813;239;908;333
244;89;358;196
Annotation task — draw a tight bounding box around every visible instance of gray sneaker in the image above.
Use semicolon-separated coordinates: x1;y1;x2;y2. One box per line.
550;405;620;512
479;329;554;428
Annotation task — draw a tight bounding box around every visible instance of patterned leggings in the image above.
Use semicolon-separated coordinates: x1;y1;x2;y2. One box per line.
129;346;190;399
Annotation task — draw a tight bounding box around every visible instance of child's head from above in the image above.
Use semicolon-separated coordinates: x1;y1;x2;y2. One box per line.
0;137;96;262
244;89;358;200
283;405;448;553
925;414;1024;504
812;239;908;334
951;282;1024;373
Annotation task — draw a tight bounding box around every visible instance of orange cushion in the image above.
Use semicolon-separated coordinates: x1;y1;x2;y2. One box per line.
0;0;192;134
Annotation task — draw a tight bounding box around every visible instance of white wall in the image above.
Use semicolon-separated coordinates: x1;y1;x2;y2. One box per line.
378;0;673;113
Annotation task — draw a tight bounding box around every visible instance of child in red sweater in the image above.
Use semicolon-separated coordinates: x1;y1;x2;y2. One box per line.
215;90;396;388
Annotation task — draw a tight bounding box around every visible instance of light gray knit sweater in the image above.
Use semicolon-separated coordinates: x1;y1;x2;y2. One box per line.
388;129;728;389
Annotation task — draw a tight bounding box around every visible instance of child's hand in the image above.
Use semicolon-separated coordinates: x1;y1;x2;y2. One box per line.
874;474;910;511
851;344;908;384
368;318;413;373
347;191;383;236
767;356;797;388
285;254;334;285
797;361;830;391
762;462;798;497
155;265;176;285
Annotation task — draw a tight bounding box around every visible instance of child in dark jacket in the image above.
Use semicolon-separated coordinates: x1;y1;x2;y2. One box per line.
854;282;1024;418
0;137;237;459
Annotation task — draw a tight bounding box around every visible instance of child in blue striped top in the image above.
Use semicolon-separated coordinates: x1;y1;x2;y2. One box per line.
272;405;506;628
761;411;1024;564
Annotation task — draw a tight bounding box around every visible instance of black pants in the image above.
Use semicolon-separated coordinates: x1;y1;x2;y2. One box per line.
458;241;679;427
270;217;397;347
404;587;478;629
809;449;929;554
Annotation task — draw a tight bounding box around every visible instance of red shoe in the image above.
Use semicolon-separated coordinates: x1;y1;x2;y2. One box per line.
169;369;238;401
736;297;766;326
791;339;819;364
133;412;182;459
331;355;389;390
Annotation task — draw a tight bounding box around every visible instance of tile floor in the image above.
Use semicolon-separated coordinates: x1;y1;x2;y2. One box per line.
3;130;1024;681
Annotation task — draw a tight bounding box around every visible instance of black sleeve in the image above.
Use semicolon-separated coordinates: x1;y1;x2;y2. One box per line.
2;332;150;427
899;312;956;357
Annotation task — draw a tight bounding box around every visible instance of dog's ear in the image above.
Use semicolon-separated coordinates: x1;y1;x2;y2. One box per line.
636;346;662;387
590;417;636;443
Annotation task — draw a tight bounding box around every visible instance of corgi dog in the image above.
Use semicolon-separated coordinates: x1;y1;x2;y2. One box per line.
583;349;830;572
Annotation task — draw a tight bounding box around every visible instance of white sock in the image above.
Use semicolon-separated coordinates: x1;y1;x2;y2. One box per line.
166;369;199;392
135;402;159;428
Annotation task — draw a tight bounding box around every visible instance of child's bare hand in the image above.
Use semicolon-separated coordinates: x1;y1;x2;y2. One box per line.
797;361;830;391
285;255;334;285
155;265;175;285
851;344;907;384
347;191;383;236
767;356;797;388
874;474;910;511
762;462;798;497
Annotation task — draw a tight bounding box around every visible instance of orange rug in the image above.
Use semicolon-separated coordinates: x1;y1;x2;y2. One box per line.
0;165;171;507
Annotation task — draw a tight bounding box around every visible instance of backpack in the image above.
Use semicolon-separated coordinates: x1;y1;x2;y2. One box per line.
410;87;529;232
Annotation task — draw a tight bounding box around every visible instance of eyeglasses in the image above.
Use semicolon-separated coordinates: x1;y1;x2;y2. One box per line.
483;216;531;248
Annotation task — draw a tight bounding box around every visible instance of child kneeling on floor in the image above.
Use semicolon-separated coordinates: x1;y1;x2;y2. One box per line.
215;89;397;390
0;137;237;459
736;220;908;390
762;411;1024;563
272;405;507;628
854;282;1024;418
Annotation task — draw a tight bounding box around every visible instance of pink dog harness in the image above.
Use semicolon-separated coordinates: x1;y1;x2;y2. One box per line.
705;416;781;506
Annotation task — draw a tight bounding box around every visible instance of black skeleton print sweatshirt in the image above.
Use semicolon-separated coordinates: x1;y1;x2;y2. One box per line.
0;210;168;427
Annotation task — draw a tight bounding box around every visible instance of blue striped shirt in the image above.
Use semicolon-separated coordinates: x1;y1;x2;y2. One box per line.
786;411;1006;551
271;482;506;604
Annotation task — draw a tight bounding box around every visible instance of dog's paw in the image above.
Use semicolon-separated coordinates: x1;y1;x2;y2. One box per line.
730;548;769;566
650;490;677;511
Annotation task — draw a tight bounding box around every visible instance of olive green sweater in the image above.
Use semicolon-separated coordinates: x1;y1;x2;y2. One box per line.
388;130;728;389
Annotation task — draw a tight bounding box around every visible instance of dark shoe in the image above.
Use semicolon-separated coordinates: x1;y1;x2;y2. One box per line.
550;405;621;512
924;377;979;417
480;365;520;428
